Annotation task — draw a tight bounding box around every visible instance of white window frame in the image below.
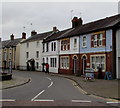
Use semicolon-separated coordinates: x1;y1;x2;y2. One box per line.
36;51;39;59
60;56;69;69
98;34;103;46
82;36;87;48
74;38;77;48
90;55;106;72
93;35;97;47
46;43;49;52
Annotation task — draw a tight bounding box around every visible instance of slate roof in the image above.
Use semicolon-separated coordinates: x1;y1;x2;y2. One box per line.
21;31;53;43
0;38;22;48
43;28;73;43
57;14;120;39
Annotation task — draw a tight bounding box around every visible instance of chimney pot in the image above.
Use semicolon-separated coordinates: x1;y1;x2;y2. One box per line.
10;34;14;40
72;17;83;28
22;32;26;39
31;30;37;36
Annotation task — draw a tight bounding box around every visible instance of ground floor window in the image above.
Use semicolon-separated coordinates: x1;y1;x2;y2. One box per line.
36;62;39;69
60;56;69;69
91;55;105;72
50;58;57;67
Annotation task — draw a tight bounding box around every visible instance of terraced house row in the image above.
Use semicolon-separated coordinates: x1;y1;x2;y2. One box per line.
0;14;120;79
19;14;120;79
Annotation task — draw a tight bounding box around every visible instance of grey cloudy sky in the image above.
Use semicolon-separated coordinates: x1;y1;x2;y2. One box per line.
1;1;119;40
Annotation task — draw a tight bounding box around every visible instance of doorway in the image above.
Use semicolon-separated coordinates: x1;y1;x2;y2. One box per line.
73;56;77;74
82;56;86;75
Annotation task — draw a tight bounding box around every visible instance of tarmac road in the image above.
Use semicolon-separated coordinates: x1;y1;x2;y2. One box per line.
2;70;119;107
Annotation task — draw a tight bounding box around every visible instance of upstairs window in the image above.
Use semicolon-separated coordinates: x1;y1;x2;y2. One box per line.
54;42;56;51
91;32;105;48
98;34;103;46
61;39;70;51
51;42;56;51
36;51;39;58
43;44;45;52
51;42;54;51
74;38;77;48
46;43;49;52
82;36;86;48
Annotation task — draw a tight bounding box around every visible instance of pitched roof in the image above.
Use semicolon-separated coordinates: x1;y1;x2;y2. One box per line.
21;31;53;43
1;38;22;48
43;28;73;43
57;14;120;39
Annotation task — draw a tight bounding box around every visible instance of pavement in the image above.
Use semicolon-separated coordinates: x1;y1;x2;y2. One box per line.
1;70;119;101
0;75;30;89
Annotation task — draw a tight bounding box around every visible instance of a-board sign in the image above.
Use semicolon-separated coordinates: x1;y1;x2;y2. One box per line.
104;72;113;80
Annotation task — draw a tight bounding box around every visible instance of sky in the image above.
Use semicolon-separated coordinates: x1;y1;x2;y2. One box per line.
0;0;119;40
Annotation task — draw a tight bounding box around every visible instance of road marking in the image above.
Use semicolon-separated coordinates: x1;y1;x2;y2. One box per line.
48;81;53;88
31;90;45;101
46;77;52;81
33;99;54;102
72;100;91;103
107;102;120;104
0;99;15;101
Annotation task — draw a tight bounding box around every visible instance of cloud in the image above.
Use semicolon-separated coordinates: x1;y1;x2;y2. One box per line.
2;2;118;40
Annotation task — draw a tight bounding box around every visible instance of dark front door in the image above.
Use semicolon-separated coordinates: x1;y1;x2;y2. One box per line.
82;56;86;75
73;56;77;75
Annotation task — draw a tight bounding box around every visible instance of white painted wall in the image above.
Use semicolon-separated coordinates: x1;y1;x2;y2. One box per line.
116;28;120;79
59;36;79;55
42;40;59;73
19;40;43;71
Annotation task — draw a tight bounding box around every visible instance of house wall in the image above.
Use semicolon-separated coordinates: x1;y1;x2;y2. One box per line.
58;37;80;75
42;40;59;73
59;54;80;75
80;30;112;53
116;28;120;79
80;52;112;78
59;37;79;55
19;40;43;71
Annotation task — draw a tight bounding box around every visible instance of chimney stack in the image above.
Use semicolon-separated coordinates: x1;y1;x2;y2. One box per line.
22;32;26;39
10;34;14;40
31;30;37;36
53;26;59;33
72;17;83;28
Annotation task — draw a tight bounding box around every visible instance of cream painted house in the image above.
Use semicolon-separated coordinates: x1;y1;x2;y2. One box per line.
19;30;54;71
0;33;26;70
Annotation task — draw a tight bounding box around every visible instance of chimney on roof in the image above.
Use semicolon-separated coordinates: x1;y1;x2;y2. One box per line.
10;34;14;40
72;17;83;28
22;32;26;39
53;26;59;33
31;30;37;36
